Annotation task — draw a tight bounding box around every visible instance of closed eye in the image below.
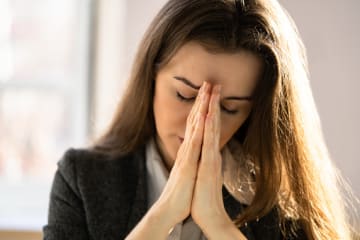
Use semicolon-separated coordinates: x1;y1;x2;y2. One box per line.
221;107;238;115
176;91;239;115
176;91;196;102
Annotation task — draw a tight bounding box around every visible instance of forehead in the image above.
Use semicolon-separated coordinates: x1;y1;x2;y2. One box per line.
161;41;263;94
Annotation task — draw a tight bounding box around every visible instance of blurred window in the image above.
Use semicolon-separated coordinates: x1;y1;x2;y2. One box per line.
0;0;92;230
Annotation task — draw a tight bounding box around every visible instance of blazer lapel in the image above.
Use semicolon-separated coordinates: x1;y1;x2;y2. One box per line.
125;147;148;234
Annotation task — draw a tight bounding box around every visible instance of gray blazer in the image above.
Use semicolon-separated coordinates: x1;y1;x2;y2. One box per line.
42;147;306;239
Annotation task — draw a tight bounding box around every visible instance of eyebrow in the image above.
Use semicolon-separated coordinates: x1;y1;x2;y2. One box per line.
173;76;253;101
174;76;201;89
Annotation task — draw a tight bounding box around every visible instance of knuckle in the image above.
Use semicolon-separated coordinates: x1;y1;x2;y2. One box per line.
197;172;212;184
186;116;194;127
186;116;192;125
192;133;202;145
189;137;200;149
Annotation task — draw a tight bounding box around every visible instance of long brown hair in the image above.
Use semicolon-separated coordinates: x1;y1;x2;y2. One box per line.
93;0;355;238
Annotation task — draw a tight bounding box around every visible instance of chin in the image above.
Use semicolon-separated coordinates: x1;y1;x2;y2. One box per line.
168;144;177;163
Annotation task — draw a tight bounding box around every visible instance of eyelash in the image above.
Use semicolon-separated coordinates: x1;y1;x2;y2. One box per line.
176;92;239;115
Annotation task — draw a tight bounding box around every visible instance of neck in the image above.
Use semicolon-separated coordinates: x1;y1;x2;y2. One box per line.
154;135;174;172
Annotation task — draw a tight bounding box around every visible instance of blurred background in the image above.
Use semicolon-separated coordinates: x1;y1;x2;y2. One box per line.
0;0;358;239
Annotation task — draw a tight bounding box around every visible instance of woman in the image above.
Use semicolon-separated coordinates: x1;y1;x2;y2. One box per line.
43;0;356;239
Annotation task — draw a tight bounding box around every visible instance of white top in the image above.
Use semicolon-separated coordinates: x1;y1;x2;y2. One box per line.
145;138;255;240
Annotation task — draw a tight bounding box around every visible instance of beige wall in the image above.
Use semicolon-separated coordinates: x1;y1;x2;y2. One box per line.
278;0;360;199
0;231;41;240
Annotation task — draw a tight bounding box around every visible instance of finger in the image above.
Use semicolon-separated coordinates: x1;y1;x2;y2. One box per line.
184;82;210;139
186;81;210;142
198;85;222;181
213;85;222;191
214;85;221;150
174;82;211;170
205;84;221;151
187;81;208;124
208;84;221;150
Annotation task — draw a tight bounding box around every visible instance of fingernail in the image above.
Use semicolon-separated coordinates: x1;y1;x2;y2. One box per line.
204;82;210;96
203;81;208;92
199;82;204;95
217;84;222;93
216;85;221;101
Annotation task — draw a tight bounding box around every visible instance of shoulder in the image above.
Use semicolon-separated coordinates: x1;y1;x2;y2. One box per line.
46;147;147;238
56;147;146;196
247;207;307;240
58;147;145;174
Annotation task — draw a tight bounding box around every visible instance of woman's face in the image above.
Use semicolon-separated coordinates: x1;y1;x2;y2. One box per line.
153;41;262;170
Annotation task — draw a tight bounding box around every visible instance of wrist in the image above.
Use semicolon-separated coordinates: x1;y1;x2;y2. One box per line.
146;203;174;233
125;205;172;240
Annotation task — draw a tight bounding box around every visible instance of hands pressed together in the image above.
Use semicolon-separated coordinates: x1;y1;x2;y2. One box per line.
127;82;247;239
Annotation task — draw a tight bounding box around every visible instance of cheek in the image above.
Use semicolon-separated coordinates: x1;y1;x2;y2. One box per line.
153;89;189;133
219;115;248;148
